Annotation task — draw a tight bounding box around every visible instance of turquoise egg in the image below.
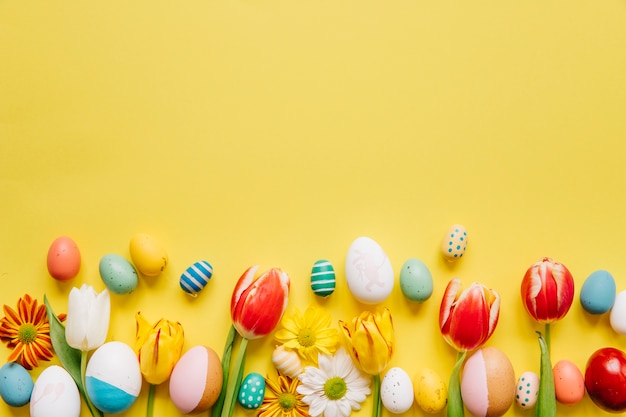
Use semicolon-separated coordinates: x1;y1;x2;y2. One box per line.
580;270;616;314
180;260;213;296
399;258;433;303
99;254;139;295
310;260;336;297
0;362;33;407
238;372;265;410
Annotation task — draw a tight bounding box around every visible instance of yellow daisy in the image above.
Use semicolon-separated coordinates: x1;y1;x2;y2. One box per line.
258;371;310;417
274;305;338;364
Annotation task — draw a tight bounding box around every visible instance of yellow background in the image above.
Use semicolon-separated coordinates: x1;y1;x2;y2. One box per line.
1;1;626;416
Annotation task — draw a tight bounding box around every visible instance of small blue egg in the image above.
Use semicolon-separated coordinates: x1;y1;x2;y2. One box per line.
180;260;213;296
310;260;336;297
0;362;34;407
99;254;138;295
399;258;433;303
238;372;265;410
580;270;616;314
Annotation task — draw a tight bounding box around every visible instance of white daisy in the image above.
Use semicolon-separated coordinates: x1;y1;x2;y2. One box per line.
297;347;371;417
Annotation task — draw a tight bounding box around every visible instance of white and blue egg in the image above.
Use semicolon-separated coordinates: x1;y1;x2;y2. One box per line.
180;260;213;296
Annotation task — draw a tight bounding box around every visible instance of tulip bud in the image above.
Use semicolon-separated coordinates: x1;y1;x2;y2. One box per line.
135;312;184;385
231;266;290;340
439;278;500;352
65;285;110;352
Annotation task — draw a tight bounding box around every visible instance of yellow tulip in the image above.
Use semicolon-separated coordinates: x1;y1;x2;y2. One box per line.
135;312;184;385
339;308;393;375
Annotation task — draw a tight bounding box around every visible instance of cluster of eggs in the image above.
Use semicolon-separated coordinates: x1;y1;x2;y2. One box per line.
46;234;215;297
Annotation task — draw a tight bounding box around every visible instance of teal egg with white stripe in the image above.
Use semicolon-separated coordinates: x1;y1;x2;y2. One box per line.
238;372;265;409
310;260;336;297
180;260;213;296
85;341;142;414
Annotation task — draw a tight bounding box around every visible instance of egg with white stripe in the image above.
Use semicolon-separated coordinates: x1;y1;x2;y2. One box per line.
180;260;213;296
310;260;336;297
85;341;142;414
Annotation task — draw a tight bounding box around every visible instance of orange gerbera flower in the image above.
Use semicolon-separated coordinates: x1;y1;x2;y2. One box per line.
0;294;61;370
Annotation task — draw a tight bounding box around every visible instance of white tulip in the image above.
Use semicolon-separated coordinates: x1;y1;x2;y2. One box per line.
65;284;110;351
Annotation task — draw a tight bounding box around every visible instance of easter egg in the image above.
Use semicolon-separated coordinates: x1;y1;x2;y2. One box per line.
580;270;616;314
461;347;516;417
413;368;447;414
129;233;168;277
381;367;414;414
271;345;303;378
345;236;394;304
553;360;584;405
399;258;433;303
169;345;223;414
0;362;34;407
441;224;468;261
585;347;626;412
610;290;626;335
99;254;139;294
238;372;265;410
86;341;142;414
515;371;539;409
310;260;336;297
180;260;214;296
46;236;81;280
30;365;80;417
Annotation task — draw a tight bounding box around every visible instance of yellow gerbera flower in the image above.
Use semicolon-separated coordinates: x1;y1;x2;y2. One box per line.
258;371;310;417
0;294;62;370
274;305;338;364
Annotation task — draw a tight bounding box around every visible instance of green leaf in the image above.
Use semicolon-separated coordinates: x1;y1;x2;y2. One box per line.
536;331;556;417
447;350;466;417
212;325;238;417
43;295;85;398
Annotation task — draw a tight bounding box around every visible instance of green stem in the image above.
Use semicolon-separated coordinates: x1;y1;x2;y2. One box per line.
536;331;556;417
220;337;249;417
544;323;551;358
81;350;103;417
372;374;381;417
212;325;238;417
447;350;467;417
147;384;156;417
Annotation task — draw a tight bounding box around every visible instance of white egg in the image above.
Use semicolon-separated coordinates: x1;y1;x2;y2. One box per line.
610;290;626;335
30;365;81;417
86;341;142;414
381;367;414;414
515;371;539;409
345;236;394;304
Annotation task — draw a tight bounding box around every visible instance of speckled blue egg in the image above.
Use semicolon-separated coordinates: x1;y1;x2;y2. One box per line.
0;362;33;407
310;260;336;297
99;254;138;295
238;372;265;410
580;270;616;314
86;341;142;414
180;260;213;296
399;258;433;303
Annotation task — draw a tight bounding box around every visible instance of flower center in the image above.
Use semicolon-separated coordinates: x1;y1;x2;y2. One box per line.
324;376;347;400
18;323;37;344
297;327;316;347
278;392;296;410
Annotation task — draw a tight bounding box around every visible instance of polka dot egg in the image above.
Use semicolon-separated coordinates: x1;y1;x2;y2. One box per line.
516;371;539;409
238;372;265;410
441;224;468;261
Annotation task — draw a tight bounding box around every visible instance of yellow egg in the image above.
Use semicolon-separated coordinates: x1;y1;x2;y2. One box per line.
129;233;168;277
414;368;447;413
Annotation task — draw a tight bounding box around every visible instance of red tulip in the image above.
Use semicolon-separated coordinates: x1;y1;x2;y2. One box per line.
520;257;574;324
230;265;290;340
439;278;500;352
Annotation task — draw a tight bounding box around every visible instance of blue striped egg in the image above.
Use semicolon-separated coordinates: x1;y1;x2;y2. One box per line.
85;342;142;414
180;260;213;296
310;260;336;297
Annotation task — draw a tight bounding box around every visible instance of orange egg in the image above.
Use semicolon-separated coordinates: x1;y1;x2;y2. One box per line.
46;236;81;281
553;360;585;405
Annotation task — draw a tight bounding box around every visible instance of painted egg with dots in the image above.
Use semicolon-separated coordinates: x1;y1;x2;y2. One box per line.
180;260;213;296
238;372;265;410
85;341;142;414
441;224;468;261
515;371;539;409
0;362;34;407
99;254;138;294
310;259;336;297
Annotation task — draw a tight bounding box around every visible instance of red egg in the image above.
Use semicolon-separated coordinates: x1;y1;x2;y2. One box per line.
46;236;81;281
553;360;584;405
585;347;626;412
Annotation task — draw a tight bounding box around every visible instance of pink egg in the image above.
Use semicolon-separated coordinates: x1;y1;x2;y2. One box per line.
553;360;585;405
169;345;222;414
46;236;81;280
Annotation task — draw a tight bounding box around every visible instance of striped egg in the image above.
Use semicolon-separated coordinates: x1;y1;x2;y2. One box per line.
310;260;336;297
272;345;303;378
180;260;213;296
